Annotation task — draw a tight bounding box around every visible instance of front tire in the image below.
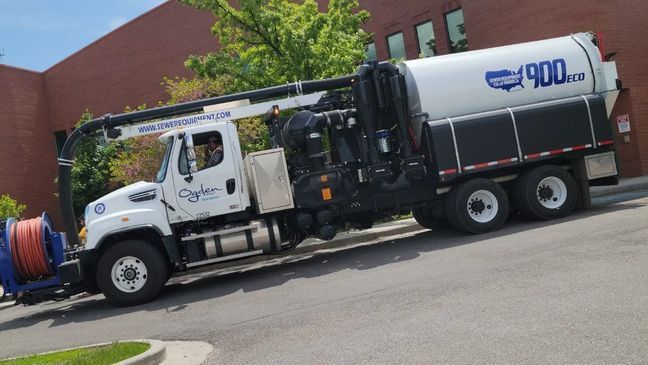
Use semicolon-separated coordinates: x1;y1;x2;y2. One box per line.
445;178;509;234
97;240;168;306
513;165;577;220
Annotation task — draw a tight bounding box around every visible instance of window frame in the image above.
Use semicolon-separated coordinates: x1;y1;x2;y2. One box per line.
414;20;436;57
444;8;468;54
386;31;406;60
154;138;174;183
365;42;377;61
178;131;225;175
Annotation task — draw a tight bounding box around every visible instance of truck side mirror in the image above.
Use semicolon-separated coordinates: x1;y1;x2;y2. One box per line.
180;133;198;183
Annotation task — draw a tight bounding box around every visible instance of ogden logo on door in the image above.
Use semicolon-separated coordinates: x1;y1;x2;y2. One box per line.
179;184;222;203
485;58;586;92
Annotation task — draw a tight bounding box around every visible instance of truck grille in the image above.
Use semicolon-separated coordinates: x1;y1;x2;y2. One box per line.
128;189;157;202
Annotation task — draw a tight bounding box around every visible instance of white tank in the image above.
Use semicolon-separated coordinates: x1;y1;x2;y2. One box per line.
398;33;618;140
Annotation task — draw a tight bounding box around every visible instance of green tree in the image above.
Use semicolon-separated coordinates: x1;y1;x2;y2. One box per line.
71;111;118;216
109;134;165;185
0;194;26;220
182;0;371;92
108;105;170;186
162;76;232;104
163;75;270;153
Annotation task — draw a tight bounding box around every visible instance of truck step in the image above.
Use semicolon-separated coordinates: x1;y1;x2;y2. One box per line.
185;249;264;268
181;224;257;242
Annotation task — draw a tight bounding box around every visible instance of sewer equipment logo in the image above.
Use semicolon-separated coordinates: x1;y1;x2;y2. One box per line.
485;65;525;92
486;58;585;92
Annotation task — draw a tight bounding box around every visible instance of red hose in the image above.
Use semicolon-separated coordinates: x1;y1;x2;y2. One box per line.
10;217;52;281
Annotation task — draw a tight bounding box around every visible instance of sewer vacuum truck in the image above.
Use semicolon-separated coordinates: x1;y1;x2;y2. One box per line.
0;33;621;306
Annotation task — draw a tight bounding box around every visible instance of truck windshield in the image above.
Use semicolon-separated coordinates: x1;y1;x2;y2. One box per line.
154;139;173;183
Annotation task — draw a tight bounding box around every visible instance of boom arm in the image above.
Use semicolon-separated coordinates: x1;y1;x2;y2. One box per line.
111;92;325;141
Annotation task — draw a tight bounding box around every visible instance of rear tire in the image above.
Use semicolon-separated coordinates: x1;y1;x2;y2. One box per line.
513;165;577;220
412;207;449;230
445;178;509;234
97;240;168;306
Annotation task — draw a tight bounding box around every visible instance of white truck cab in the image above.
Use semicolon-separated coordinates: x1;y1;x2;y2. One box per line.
85;122;251;250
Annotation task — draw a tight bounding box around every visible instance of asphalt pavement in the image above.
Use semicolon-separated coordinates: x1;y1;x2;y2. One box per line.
1;187;648;364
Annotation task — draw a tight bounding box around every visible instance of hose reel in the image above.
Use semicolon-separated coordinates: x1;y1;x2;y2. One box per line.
4;213;56;282
0;212;80;303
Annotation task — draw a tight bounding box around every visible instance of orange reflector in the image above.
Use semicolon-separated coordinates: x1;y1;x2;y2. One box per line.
320;175;328;182
322;188;332;201
121;217;130;222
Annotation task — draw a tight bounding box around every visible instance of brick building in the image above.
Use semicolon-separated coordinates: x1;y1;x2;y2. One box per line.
1;0;646;223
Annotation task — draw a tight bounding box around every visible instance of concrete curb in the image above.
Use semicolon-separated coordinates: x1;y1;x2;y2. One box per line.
2;339;166;365
0;340;215;365
0;340;165;364
161;341;214;365
118;339;166;365
298;223;426;254
590;178;648;198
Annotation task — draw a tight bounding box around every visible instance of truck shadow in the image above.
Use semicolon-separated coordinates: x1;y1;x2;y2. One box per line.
0;199;644;331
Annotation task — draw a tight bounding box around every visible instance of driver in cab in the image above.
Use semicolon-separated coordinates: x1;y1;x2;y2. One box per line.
205;134;224;168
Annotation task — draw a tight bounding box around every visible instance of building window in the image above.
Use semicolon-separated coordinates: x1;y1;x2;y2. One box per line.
365;42;377;61
387;32;406;60
445;8;468;53
415;21;436;57
54;130;67;156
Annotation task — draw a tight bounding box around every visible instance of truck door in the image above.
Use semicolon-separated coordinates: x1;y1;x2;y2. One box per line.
171;124;245;220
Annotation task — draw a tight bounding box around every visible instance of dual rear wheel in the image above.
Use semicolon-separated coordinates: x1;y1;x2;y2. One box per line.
445;178;509;234
413;165;578;234
513;165;577;220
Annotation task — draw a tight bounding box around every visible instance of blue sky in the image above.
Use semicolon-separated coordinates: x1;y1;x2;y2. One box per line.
0;0;167;72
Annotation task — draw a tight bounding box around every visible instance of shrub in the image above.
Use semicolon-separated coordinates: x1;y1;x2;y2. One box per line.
0;195;26;220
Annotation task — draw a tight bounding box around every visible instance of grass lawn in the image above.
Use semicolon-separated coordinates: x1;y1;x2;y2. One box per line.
0;342;150;365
